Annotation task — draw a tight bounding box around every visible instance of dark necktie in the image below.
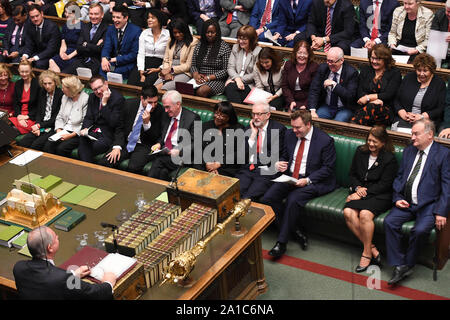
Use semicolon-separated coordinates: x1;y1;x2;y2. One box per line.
268;71;275;95
404;150;424;204
36;26;42;44
117;29;124;49
329;72;339;117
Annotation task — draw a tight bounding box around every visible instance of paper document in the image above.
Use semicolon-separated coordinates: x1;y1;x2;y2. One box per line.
392;55;410;64
427;30;449;61
90;253;137;281
76;67;92;78
10;150;43;166
86;134;98;141
48;129;70;142
395;45;415;53
244;87;273;105
107;72;123;84
149;147;170;156
187;78;201;89
264;29;281;46
272;174;299;185
350;47;368;59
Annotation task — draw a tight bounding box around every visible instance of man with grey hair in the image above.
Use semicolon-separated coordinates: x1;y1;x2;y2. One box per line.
13;226;116;299
307;46;358;122
147;90;200;181
235;101;286;200
384;119;449;285
431;0;450;67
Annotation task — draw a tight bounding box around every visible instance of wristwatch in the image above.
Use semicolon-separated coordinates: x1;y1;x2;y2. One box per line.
323;37;327;44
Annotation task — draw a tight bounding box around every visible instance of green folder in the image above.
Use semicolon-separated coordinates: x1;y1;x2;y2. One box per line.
49;182;77;198
18;245;32;258
60;185;97;204
18;173;42;184
78;189;116;210
34;175;62;191
11;231;28;249
155;191;168;203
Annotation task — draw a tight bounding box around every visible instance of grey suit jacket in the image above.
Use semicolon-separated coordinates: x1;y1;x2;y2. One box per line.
227;43;261;84
219;0;256;25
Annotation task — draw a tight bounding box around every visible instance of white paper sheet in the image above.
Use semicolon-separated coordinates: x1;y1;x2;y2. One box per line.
76;67;92;78
395;45;415;53
107;72;123;84
392;55;410;64
350;47;368;59
272;174;299;185
48;129;70;142
244;87;273;105
187;78;201;89
427;30;450;61
10;150;43;166
90;253;137;281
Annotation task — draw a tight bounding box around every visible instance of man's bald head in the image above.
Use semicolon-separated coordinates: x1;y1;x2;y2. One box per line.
27;226;58;259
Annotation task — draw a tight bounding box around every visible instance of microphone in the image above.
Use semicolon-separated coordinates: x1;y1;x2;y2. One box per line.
170;161;184;186
100;222;118;230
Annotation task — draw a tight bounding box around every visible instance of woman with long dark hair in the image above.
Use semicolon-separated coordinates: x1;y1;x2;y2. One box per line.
190;19;231;98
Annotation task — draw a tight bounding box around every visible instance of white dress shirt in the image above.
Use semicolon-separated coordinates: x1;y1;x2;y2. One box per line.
137;28;170;71
289;126;313;176
163;110;182;148
407;142;432;205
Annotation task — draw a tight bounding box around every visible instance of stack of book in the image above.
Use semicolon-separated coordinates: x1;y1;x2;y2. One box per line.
104;200;181;256
0;225;25;248
135;203;217;288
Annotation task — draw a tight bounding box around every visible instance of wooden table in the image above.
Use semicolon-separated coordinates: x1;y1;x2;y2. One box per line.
0;149;274;300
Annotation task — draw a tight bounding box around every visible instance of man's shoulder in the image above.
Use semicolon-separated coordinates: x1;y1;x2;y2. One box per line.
268;119;286;130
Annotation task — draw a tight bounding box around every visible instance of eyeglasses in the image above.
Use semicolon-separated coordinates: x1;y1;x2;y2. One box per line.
214;111;229;119
252;112;269;117
326;58;342;64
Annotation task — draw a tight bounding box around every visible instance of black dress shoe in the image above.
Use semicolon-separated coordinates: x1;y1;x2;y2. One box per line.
268;242;286;258
293;229;308;250
388;265;413;285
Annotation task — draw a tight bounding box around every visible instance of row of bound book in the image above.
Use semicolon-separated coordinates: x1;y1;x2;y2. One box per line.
135;203;217;288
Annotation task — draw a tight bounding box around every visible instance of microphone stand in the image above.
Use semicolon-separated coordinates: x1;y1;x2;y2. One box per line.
169;161;183;207
101;223;119;253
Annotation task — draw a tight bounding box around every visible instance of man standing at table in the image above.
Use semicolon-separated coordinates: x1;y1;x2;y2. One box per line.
385;119;449;285
261;109;336;258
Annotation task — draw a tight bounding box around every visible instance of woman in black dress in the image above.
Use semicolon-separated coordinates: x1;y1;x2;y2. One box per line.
200;101;244;177
343;125;398;273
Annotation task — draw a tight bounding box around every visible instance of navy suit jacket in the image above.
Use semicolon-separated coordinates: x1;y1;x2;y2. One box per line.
101;23;141;75
82;88;125;146
250;0;281;32
13;259;113;300
393;143;450;217
76;20;108;63
307;61;359;111
23;19;61;60
358;0;399;44
275;0;313;36
186;0;222;21
2;20;30;56
282;126;336;195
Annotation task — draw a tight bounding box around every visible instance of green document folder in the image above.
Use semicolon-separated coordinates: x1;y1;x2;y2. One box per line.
155;191;168;203
60;185;97;204
18;245;32;258
18;173;42;184
78;189;116;210
49;182;77;198
34;175;62;191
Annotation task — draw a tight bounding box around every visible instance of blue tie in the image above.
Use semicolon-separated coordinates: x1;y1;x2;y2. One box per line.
90;24;98;40
126;108;144;153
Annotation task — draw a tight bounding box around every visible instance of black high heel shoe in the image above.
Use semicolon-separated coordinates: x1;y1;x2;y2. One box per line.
370;245;382;267
355;255;372;273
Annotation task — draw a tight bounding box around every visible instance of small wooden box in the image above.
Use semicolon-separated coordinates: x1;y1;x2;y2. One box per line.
113;263;147;300
167;168;240;222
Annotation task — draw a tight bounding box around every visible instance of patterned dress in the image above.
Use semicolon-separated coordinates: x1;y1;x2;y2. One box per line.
190;40;231;95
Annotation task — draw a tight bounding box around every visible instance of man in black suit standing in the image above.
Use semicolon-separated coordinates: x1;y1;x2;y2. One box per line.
98;85;164;174
307;47;358;122
235;102;286;201
0;5;29;64
147;90;201;181
296;0;355;55
78;75;124;163
64;3;108;75
261;109;336;258
13;226;116;300
21;4;61;69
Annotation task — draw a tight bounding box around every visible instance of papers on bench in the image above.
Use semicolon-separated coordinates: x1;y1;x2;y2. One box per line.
90;253;137;282
107;72;123;84
244;87;272;105
272;174;299;185
76;67;92;78
392;55;410;64
10;150;43;166
350;47;368;59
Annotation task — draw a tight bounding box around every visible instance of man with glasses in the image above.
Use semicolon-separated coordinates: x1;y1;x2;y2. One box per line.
78;75;124;163
235;102;286;200
147;90;200;181
307;46;358;122
98;85;164;173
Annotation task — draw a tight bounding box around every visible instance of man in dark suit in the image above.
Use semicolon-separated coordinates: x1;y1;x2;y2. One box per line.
431;1;450;66
78;75;124;163
13;226;116;300
186;0;222;35
307;47;358;122
249;0;281;43
235;102;286;201
21;4;61;69
272;0;313;47
64;3;108;75
261;109;336;258
0;5;29;63
296;0;355;55
100;4;141;80
385;119;449;285
98;85;164;174
351;0;399;49
147;90;201;181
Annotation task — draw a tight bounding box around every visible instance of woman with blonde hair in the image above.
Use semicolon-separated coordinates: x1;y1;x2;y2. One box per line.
0;63;15;116
17;70;64;150
43;76;89;157
9;60;40;134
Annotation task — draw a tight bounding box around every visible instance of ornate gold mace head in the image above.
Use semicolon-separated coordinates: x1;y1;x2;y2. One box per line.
160;199;251;286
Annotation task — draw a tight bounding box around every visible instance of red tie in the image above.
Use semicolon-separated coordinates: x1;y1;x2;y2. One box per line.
226;0;236;24
371;1;380;41
249;129;261;171
324;8;332;53
260;0;272;29
292;138;306;179
165;118;178;150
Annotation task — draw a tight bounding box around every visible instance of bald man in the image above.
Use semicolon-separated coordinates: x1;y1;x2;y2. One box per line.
13;226;116;300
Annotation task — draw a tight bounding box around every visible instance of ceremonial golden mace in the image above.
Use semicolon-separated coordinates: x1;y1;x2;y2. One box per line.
160;199;251;286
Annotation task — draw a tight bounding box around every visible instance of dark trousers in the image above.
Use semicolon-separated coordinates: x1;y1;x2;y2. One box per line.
78;135;111;163
128;57;163;87
98;143;151;174
235;167;276;201
63;58;101;76
294;32;351;55
147;154;179;181
384;205;436;267
43;134;80;157
17;131;53;150
224;82;251;104
261;181;317;244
